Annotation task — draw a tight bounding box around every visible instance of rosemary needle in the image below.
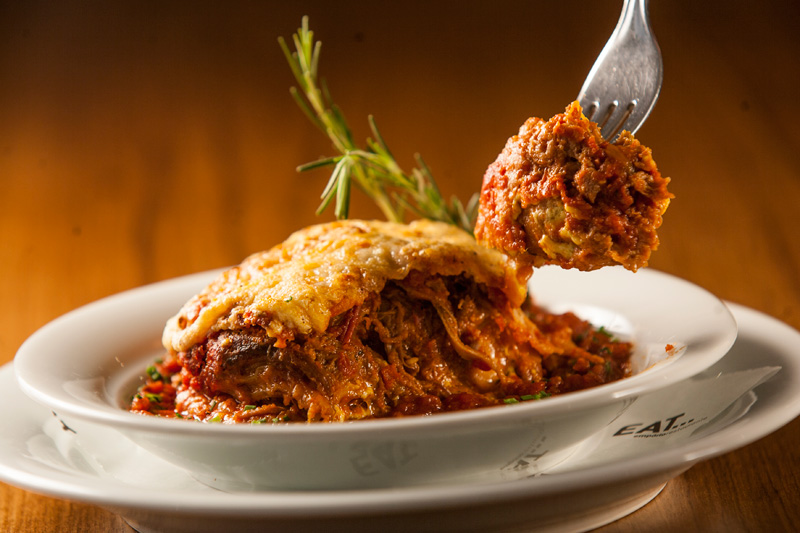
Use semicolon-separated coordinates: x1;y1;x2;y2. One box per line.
279;16;478;233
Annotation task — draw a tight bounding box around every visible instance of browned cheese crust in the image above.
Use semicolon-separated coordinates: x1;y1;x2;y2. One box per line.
474;101;672;271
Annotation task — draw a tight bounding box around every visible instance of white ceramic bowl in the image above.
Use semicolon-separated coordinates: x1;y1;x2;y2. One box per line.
14;266;737;491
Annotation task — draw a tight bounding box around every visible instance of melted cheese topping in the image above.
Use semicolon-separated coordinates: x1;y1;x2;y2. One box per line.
163;219;527;353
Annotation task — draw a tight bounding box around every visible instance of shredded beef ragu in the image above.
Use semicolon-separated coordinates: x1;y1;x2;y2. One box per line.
131;272;631;423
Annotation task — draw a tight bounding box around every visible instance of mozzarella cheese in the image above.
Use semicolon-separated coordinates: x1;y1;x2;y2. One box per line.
163;219;526;353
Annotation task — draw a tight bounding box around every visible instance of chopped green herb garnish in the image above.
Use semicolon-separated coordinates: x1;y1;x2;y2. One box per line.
209;413;223;423
175;412;184;419
146;365;163;381
519;391;550;401
503;398;520;404
144;392;162;403
597;326;617;341
244;405;257;410
251;419;265;424
284;296;293;302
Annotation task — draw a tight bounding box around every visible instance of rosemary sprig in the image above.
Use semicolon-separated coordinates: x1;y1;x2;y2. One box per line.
279;17;478;233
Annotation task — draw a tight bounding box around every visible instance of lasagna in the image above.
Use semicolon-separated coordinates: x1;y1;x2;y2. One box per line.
475;102;672;271
130;219;632;423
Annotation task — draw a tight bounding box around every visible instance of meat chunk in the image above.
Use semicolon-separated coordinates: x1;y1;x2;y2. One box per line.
130;271;632;422
475;101;672;271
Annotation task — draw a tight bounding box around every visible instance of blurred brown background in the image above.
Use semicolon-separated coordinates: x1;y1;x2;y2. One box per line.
1;1;799;531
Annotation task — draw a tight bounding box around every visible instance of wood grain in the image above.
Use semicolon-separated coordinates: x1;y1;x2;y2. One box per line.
1;1;798;531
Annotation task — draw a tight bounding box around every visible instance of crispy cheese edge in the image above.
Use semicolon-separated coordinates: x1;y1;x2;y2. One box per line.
163;219;527;353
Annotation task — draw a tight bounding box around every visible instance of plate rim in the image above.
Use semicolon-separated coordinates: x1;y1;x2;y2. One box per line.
12;267;738;437
0;303;796;518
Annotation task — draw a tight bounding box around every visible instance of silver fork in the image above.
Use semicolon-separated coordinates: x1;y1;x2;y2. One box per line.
578;0;663;141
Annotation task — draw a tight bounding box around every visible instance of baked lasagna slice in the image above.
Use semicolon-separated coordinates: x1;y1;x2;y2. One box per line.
474;101;672;271
130;219;632;423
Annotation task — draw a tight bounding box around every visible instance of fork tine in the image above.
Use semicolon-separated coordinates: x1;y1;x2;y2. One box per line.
583;101;599;121
594;100;619;131
600;100;637;139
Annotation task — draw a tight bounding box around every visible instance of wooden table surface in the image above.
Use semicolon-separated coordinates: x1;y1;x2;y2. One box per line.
2;1;798;531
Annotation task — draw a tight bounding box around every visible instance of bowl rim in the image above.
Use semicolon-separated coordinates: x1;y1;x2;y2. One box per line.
14;266;738;438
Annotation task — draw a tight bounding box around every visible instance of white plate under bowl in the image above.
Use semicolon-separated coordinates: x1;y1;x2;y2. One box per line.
13;267;736;490
1;304;797;533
